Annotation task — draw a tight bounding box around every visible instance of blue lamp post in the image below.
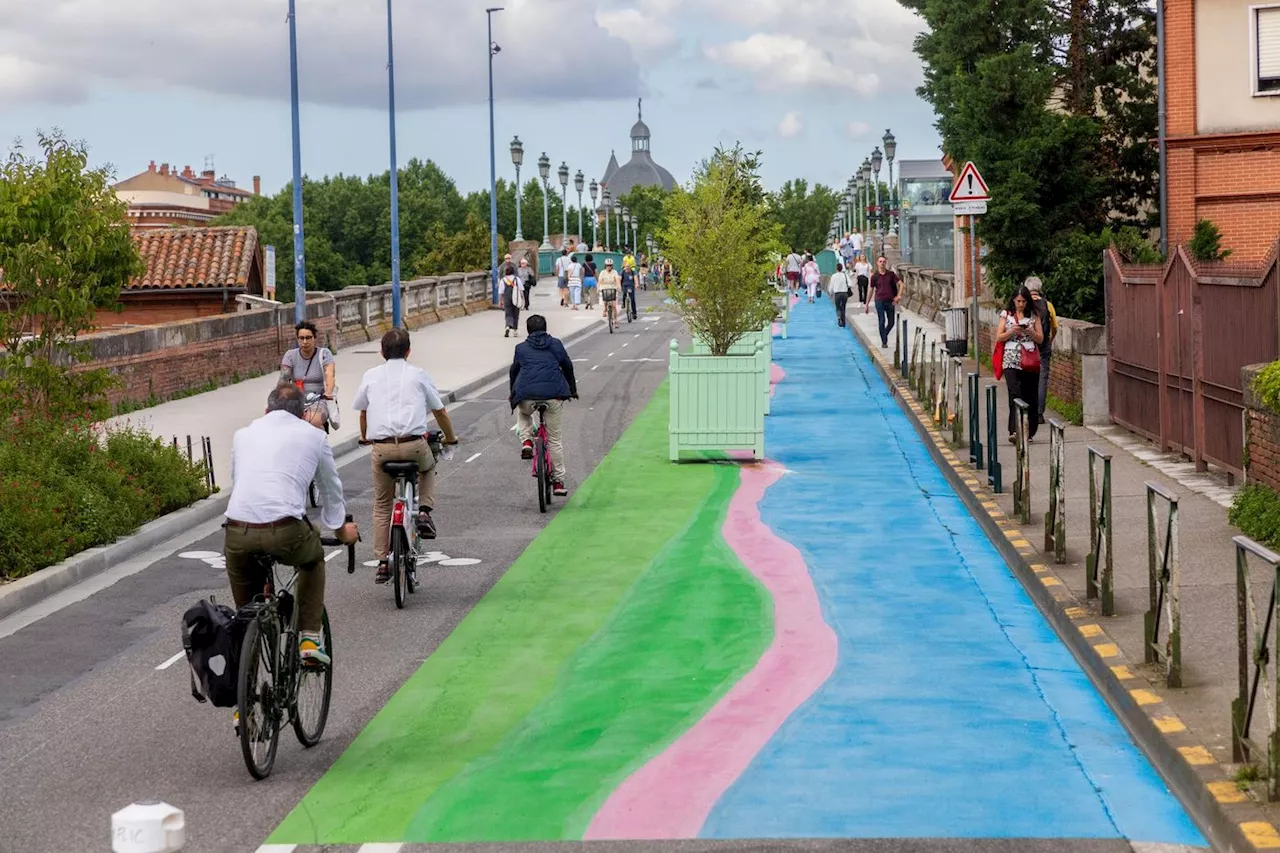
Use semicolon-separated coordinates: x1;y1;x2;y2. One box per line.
287;0;306;323
386;0;403;327
486;7;504;304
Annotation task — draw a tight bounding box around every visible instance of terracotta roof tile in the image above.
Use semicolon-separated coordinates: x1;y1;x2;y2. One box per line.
129;226;259;290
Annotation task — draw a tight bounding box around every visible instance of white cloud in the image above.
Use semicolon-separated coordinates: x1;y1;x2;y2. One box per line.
704;34;879;94
777;111;803;138
845;121;871;140
596;8;680;59
0;0;640;108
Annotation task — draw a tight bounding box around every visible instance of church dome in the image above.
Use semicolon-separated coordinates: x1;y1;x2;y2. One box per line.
599;99;676;204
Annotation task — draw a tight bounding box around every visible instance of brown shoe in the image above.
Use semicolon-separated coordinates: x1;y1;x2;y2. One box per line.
375;560;390;584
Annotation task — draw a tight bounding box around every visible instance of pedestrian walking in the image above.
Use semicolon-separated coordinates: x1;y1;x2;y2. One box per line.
828;263;853;327
501;263;525;338
785;249;803;293
840;233;855;271
994;284;1045;443
853;256;872;305
1026;277;1058;425
518;256;536;308
864;255;902;348
567;254;583;310
582;254;599;309
802;254;821;303
555;248;570;307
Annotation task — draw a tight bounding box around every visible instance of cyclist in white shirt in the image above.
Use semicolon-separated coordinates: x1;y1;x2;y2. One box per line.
554;249;571;306
353;328;459;585
224;383;358;668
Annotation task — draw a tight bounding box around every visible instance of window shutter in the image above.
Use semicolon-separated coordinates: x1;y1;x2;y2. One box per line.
1259;7;1280;83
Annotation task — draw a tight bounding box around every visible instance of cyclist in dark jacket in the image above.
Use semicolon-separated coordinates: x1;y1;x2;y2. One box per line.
509;314;578;496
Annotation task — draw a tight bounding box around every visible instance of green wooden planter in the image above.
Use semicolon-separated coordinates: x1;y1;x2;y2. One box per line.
668;339;767;462
689;329;773;415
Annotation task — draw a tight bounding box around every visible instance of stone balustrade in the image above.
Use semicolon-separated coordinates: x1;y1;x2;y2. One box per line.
323;271;494;348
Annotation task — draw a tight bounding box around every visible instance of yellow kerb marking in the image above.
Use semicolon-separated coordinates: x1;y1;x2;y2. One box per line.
1009;537;1032;548
982;501;999;510
1093;642;1118;657
1065;607;1087;618
1111;665;1134;679
1040;576;1063;587
1178;745;1215;765
1130;689;1161;705
1242;822;1280;848
1031;564;1048;573
1207;780;1247;804
1153;715;1186;733
1078;624;1103;638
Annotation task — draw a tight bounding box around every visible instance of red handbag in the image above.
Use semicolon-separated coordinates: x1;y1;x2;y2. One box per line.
993;340;1005;380
1020;344;1041;372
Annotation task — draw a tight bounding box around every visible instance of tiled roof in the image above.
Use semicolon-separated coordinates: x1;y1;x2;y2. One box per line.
130;226;259;290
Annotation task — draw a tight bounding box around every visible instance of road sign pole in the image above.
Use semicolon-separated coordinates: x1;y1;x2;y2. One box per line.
949;161;990;379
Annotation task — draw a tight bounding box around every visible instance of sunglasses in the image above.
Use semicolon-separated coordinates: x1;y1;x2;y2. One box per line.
297;334;315;341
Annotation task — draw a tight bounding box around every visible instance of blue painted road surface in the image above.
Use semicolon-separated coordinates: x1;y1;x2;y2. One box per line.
702;299;1206;846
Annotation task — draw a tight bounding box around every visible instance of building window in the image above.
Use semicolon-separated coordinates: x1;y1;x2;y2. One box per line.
1256;5;1280;94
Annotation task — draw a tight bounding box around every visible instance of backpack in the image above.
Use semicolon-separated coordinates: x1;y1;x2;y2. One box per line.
181;598;248;707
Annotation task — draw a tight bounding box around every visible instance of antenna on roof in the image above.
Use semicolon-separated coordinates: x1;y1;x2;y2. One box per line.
204;154;215;172
637;98;642;121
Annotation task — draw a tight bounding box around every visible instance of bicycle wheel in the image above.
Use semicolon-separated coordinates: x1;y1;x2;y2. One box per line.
237;618;281;780
535;434;548;514
308;482;319;508
292;608;332;747
391;526;408;609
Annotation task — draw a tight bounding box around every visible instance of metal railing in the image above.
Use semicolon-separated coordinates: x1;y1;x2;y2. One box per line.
1045;419;1067;563
1012;399;1032;523
986;385;1003;493
1086;446;1114;616
901;318;910;378
951;359;964;446
1232;535;1280;799
1144;481;1182;687
969;373;983;469
173;434;217;492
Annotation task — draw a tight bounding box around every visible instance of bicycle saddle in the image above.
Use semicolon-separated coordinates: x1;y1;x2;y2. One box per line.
381;461;420;477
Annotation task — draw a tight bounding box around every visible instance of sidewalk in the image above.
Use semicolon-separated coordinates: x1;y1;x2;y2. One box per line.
106;276;600;487
844;296;1280;832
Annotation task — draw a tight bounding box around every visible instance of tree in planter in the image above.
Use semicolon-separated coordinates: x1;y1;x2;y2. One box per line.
661;145;784;356
0;131;144;422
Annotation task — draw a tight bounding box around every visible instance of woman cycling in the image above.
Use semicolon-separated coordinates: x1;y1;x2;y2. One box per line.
280;321;336;431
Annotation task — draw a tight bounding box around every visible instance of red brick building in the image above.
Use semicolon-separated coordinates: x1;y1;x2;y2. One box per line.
114;162;260;232
1165;0;1280;260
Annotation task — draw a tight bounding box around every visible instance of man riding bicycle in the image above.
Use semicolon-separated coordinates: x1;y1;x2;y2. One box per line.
510;314;577;497
597;257;621;325
281;321;336;431
619;257;639;321
353;328;458;585
224;383;359;670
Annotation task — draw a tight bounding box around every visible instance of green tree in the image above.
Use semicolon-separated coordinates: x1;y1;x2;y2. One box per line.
769;179;841;254
617;184;672;248
661;145;784;356
0;131;144;420
412;212;508;276
1187;218;1232;262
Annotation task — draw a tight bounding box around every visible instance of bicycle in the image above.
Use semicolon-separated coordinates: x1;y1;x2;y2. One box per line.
603;289;618;334
234;515;357;780
530;403;554;513
305;392;332;509
366;431;453;609
622;287;636;324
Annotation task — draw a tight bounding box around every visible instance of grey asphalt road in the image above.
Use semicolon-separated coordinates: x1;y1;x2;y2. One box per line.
0;294;683;853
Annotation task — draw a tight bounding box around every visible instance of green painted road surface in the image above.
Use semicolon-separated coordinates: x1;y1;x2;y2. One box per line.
270;385;770;845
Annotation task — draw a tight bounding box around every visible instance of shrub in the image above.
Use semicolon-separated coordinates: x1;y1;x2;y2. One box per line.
0;416;210;579
1188;218;1232;263
1252;361;1280;414
1229;484;1280;551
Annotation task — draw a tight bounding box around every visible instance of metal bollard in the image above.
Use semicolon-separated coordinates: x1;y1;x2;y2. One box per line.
1012;399;1032;523
1086;446;1114;615
1144;481;1181;688
1231;535;1280;799
951;359;964;447
986;384;1003;493
1044;420;1067;563
968;373;983;469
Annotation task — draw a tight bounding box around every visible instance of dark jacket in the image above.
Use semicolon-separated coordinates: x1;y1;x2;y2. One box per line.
510;331;577;408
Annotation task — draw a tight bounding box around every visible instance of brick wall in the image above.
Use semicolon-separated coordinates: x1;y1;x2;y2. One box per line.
1165;0;1196;137
1244;365;1280;492
976;304;1091;406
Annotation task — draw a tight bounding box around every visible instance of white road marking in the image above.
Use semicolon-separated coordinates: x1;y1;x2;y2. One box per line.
591;364;600;371
622;342;629;347
324;549;343;562
465;452;482;463
254;846;297;853
633;334;640;338
607;352;615;358
155;651;186;671
358;844;404;853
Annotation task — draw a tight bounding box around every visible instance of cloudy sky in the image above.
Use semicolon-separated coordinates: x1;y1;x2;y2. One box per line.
0;0;942;196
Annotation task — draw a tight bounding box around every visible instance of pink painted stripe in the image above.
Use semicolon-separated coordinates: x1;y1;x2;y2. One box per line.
769;363;785;397
584;461;837;840
772;321;780;336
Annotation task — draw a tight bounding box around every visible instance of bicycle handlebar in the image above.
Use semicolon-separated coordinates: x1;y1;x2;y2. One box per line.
318;513;359;574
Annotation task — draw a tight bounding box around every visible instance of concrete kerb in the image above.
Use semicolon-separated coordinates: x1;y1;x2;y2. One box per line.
0;318;605;625
846;320;1280;853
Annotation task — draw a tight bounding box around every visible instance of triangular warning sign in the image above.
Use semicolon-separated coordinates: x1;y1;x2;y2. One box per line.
949;161;990;202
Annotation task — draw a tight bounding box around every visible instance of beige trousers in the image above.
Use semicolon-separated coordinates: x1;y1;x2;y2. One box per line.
516;400;565;481
370;438;436;559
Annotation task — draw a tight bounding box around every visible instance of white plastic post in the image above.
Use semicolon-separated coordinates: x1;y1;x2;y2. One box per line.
112;801;186;853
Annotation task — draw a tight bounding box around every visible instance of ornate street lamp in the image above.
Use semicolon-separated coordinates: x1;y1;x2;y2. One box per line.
629;214;638;252
589;178;599;249
883;129;898;235
870;148;884;254
557;161;569;246
538;152;552;251
603;188;612;248
510;135;524;241
574;170;584;246
613;198;623;249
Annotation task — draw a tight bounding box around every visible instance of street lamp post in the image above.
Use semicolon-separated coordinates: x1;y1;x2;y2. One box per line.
574;170;584;245
589;179;599;249
871;146;883;257
630;214;638;252
855;171;864;235
287;0;307;323
613;198;623;249
387;0;407;325
883;129;897;236
558;161;569;246
618;203;628;250
485;7;504;306
603;190;612;248
538;153;552;251
510;136;523;241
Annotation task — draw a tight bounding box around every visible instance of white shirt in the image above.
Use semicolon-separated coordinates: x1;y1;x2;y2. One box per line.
352;359;444;440
554;255;570;277
854;260;872;279
828;271;852;294
567;261;583;284
227;410;346;531
851;233;864;251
